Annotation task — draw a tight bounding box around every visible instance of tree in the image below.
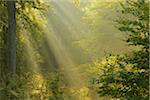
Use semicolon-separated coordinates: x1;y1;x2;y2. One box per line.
2;0;79;75
90;0;149;99
0;0;48;99
7;0;16;75
0;0;48;74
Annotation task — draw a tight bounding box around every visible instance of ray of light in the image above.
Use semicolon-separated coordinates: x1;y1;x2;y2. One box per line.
19;29;49;97
45;1;86;86
41;1;94;99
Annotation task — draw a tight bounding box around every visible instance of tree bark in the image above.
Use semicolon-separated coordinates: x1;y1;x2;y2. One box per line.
7;0;16;75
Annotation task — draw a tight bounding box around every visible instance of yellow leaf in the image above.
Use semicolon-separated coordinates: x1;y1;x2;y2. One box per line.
73;0;80;7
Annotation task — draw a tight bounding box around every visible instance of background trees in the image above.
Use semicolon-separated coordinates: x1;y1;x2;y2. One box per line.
90;0;149;99
0;0;48;74
0;0;148;99
77;0;133;60
0;0;48;99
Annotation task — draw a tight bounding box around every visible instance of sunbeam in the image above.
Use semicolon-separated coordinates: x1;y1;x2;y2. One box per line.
41;0;94;99
0;0;146;99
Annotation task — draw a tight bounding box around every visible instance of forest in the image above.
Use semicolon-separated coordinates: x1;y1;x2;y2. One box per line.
0;0;149;100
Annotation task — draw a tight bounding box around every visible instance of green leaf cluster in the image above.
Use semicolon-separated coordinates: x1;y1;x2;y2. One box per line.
90;0;149;99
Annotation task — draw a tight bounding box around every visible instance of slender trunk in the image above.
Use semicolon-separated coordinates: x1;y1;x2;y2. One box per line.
7;0;16;75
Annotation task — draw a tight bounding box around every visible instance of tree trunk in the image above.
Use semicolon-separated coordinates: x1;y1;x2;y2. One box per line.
7;0;16;75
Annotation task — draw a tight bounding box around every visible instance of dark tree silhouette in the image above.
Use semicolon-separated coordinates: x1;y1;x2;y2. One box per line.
7;0;16;75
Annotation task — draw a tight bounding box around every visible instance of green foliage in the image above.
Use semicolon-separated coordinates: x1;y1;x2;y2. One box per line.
89;0;149;100
0;71;68;100
117;0;149;49
0;1;8;74
91;54;148;99
16;0;48;42
0;0;149;100
0;70;91;100
0;73;50;100
48;71;92;100
0;0;49;99
77;0;132;60
48;71;67;100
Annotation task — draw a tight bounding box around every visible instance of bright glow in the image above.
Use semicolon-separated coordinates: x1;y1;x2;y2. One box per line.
22;0;131;99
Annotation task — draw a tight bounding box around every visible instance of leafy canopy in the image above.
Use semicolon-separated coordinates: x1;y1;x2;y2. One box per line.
90;0;149;100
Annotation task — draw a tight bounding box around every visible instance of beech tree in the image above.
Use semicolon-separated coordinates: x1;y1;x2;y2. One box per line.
7;0;16;75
